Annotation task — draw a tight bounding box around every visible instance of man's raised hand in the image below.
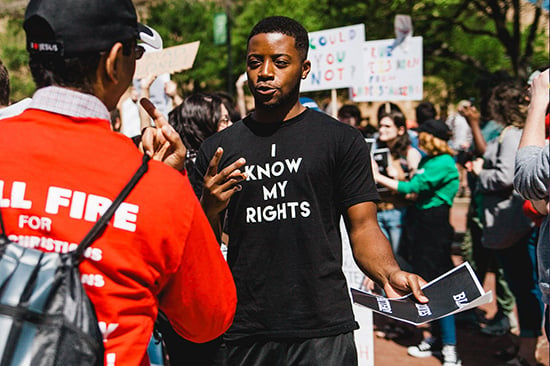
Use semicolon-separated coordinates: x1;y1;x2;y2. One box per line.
139;98;187;172
200;147;247;217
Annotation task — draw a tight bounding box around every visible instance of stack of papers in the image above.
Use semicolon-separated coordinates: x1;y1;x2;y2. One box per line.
351;262;493;325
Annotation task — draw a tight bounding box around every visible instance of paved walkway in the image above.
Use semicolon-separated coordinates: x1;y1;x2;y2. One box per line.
371;197;549;366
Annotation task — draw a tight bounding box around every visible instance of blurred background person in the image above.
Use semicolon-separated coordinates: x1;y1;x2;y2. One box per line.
119;85;141;138
169;92;231;179
338;104;362;129
514;68;549;343
164;79;183;110
0;59;8;108
338;103;376;137
216;90;242;123
463;81;543;366
373;109;421;267
0;58;31;119
367;108;422;341
446;100;473;197
456;82;518;341
416;100;438;126
374;118;461;366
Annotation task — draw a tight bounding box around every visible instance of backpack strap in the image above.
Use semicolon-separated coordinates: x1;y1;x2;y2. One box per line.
0;201;6;238
75;154;150;260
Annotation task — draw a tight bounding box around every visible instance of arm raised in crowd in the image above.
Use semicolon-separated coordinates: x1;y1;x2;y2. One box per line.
514;68;549;214
519;69;548;149
459;104;487;155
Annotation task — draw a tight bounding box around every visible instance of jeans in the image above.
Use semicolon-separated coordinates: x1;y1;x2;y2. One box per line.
432;315;457;345
377;208;405;253
377;207;410;270
494;228;544;338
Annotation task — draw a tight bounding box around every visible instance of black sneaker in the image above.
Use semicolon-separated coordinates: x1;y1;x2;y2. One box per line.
481;312;510;336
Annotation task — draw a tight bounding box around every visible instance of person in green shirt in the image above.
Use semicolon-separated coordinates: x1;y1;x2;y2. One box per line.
374;118;461;366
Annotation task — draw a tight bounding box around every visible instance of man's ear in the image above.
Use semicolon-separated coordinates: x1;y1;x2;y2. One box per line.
301;60;311;80
103;42;125;84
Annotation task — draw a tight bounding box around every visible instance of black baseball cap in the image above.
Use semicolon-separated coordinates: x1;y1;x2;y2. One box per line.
23;0;162;57
417;118;452;141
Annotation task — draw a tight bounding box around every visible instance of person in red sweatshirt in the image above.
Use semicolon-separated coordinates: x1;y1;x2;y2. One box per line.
0;1;236;365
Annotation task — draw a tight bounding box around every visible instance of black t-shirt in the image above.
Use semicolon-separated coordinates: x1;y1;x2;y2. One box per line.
191;108;379;341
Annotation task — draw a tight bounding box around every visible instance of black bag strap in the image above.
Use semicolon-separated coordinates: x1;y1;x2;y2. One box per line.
75;154;150;259
0;203;5;239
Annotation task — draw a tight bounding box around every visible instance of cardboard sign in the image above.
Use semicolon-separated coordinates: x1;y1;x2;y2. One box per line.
301;24;366;92
134;41;200;79
351;36;423;102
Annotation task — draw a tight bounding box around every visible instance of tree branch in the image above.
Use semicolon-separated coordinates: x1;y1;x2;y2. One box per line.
431;42;488;74
520;5;542;74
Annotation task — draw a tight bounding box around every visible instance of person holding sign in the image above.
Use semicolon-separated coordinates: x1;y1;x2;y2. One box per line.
373;119;462;366
189;16;428;366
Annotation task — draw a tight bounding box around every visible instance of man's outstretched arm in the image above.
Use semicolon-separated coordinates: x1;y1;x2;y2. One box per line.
344;201;428;303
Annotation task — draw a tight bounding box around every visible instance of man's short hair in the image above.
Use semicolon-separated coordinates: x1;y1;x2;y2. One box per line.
338;104;361;121
29;53;102;92
0;61;9;106
248;16;309;61
415;101;437;125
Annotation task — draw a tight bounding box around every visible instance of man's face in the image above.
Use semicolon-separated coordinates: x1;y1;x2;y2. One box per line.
246;32;310;110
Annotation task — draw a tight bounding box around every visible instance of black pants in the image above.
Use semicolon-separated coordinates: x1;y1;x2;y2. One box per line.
224;332;358;366
156;313;225;366
407;205;455;281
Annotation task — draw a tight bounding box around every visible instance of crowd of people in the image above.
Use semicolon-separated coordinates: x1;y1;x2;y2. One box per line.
0;1;548;366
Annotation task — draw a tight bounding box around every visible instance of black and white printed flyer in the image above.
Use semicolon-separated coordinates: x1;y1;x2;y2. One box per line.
351;262;493;325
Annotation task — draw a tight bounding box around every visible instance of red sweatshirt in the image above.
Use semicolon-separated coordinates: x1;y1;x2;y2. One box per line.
0;108;236;365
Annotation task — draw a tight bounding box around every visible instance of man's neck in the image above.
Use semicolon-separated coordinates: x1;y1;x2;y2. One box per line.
253;102;305;124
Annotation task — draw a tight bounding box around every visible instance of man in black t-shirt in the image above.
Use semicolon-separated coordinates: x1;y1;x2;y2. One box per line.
191;16;428;366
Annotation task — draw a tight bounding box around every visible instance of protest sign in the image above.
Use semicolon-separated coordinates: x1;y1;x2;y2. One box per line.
351;36;423;102
301;24;365;92
134;41;200;79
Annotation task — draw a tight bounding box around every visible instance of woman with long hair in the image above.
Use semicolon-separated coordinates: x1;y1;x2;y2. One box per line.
374;110;421;265
462;81;544;365
168;93;232;173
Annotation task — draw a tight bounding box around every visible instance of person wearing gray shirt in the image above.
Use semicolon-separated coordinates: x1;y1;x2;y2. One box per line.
514;68;549;342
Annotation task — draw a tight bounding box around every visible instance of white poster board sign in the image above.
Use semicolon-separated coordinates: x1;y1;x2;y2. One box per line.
351;36;423;102
301;24;366;92
134;41;200;79
341;219;374;366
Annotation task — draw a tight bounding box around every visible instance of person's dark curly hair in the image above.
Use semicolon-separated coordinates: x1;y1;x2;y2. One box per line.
168;93;223;162
487;82;529;128
248;16;309;61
